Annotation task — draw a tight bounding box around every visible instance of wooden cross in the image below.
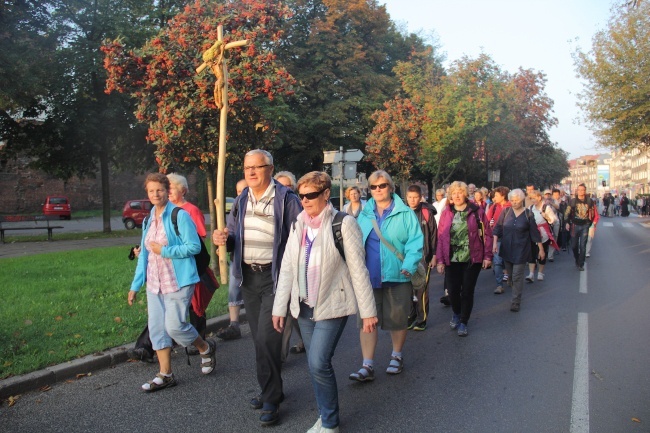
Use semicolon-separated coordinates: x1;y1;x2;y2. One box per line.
197;25;248;284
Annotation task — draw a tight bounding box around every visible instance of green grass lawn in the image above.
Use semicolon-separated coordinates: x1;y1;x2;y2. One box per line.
0;246;229;379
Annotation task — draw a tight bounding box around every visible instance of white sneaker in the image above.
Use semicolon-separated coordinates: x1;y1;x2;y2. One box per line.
537;273;544;281
525;273;534;283
307;417;322;433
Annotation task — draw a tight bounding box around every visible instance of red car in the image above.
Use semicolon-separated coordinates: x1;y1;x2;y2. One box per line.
42;196;72;220
122;199;152;229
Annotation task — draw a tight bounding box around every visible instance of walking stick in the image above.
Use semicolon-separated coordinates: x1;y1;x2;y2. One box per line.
197;26;248;284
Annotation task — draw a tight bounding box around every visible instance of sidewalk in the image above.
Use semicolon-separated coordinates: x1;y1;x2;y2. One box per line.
0;236;242;399
0;236;139;259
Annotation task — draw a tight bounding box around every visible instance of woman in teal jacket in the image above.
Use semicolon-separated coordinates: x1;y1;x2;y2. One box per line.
128;173;216;392
349;170;423;381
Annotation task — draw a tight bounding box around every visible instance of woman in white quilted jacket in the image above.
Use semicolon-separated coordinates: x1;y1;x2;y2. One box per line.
272;171;378;433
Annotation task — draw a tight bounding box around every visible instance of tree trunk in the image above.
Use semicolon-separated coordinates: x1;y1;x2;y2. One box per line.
426;176;433;203
99;144;111;233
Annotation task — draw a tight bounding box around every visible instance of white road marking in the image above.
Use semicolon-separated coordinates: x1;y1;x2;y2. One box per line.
579;262;587;294
570;312;589;433
621;222;634;228
601;222;614;227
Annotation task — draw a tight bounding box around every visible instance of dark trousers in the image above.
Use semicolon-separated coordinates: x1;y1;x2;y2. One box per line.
408;277;430;324
444;262;482;325
240;265;284;405
281;314;303;362
572;224;590;267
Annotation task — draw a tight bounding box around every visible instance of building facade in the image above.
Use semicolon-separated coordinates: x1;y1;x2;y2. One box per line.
563;149;650;198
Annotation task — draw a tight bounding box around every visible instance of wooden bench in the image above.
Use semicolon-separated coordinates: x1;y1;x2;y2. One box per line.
0;215;64;243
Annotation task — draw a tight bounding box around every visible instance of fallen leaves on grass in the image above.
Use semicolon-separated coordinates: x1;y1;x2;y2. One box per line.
24;320;33;325
114;317;122;323
54;316;63;321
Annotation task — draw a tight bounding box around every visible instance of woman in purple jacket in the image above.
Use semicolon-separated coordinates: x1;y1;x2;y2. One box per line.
435;181;493;336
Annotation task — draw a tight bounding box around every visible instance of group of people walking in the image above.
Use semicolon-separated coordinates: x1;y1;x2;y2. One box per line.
126;149;600;432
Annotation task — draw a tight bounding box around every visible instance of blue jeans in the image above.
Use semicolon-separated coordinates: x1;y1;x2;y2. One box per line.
572;224;590;267
297;303;348;429
493;241;504;287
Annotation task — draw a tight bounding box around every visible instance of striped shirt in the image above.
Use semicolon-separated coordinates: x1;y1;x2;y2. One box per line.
243;182;276;264
145;213;179;294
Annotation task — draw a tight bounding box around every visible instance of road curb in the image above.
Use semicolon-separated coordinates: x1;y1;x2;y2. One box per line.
0;311;245;400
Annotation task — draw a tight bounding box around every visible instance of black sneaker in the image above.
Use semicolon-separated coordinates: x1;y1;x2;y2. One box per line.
216;325;242;340
127;348;154;363
407;316;417;330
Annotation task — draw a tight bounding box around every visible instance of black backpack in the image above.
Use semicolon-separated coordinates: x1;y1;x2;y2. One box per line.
143;207;211;276
331;211;347;261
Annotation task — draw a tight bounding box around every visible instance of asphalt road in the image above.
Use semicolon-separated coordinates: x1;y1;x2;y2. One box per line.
1;217;649;432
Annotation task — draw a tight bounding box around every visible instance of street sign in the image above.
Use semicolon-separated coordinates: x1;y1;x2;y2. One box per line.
488;170;501;182
323;149;364;163
331;162;358;180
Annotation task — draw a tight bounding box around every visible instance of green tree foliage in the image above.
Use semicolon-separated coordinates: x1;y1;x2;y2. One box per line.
0;0;182;231
368;51;567;189
275;0;427;174
0;0;59;111
574;1;650;151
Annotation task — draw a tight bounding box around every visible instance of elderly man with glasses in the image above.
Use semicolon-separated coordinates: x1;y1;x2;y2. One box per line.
212;149;301;426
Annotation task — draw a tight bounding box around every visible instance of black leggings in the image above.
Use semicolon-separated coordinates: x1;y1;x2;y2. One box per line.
444;262;482;325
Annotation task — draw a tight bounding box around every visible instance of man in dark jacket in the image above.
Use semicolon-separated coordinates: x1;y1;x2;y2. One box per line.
405;185;437;331
564;183;596;271
212;150;302;427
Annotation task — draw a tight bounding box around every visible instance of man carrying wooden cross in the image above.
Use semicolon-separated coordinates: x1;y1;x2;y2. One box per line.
212;149;301;427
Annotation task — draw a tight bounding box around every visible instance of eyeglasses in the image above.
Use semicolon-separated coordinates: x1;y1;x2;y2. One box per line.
298;189;326;201
243;164;271;171
369;183;389;191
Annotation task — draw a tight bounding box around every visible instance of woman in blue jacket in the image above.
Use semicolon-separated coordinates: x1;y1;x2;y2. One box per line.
349;170;423;381
128;173;216;392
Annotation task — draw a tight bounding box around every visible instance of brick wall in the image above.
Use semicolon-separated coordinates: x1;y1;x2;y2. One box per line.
0;158;200;214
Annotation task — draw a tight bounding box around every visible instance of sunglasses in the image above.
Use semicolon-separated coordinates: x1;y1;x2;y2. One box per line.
369;183;389;191
298;189;327;201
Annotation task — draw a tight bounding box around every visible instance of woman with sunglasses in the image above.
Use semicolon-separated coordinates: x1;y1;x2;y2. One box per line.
272;171;378;433
349;170;423;381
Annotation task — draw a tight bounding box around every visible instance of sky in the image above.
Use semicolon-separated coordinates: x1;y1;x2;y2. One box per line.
380;0;616;159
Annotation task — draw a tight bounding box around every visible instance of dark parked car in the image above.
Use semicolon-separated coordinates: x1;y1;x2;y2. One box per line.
42;196;71;220
122;199;152;229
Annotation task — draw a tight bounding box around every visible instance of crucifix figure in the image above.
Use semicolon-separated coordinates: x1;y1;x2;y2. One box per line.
197;25;248;283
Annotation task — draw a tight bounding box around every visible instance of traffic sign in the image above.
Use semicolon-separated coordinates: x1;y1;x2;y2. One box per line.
323;149;364;163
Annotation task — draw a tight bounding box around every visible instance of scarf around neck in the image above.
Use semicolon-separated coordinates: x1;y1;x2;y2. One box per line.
298;204;331;307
